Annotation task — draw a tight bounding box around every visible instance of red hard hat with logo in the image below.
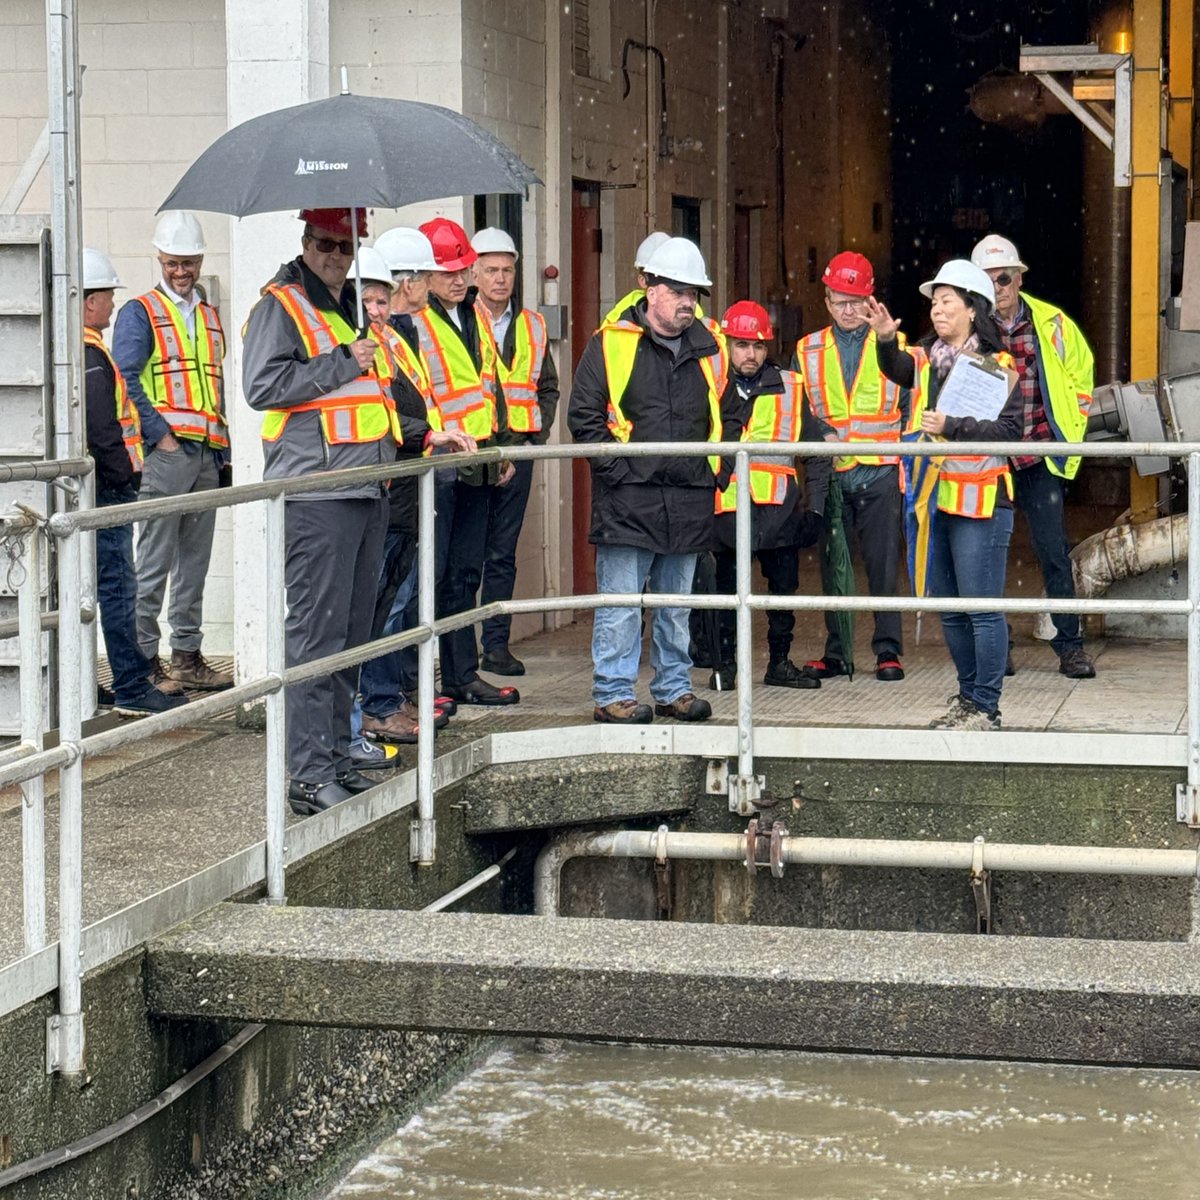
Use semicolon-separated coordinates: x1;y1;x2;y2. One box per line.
419;217;478;271
721;300;774;341
822;251;875;297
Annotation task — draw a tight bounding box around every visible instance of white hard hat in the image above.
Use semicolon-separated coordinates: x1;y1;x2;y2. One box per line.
470;226;518;259
919;259;996;313
82;247;121;290
642;236;712;291
634;231;670;271
971;234;1028;274
353;245;395;291
152;211;206;255
373;227;442;273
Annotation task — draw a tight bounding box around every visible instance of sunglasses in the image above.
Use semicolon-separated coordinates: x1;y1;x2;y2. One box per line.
309;235;355;256
993;272;1015;287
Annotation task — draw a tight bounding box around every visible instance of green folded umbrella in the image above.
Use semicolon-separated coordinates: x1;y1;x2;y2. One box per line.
823;477;856;680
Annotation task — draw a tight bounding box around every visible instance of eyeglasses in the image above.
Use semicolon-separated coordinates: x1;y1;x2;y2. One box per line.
309;236;355;256
158;257;202;272
828;298;866;310
993;273;1015;287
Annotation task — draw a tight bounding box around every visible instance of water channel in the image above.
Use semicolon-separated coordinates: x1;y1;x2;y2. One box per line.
328;1042;1200;1198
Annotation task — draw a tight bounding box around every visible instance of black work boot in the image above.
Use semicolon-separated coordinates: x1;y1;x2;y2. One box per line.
764;657;820;689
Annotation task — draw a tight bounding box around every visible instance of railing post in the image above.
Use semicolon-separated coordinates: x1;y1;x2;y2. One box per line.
77;467;97;720
47;527;84;1075
19;526;46;954
264;494;288;903
1177;453;1200;825
729;447;762;816
412;464;437;865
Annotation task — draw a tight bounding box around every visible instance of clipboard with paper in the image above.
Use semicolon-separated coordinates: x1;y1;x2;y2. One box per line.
935;349;1017;421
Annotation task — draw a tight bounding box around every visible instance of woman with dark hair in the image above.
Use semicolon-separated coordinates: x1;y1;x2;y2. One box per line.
864;260;1022;731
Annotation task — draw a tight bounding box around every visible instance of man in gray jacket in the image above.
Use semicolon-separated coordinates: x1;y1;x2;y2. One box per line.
242;208;467;816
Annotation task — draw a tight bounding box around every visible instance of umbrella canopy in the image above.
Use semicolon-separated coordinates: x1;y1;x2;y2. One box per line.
159;91;540;217
823;477;857;680
903;435;946;645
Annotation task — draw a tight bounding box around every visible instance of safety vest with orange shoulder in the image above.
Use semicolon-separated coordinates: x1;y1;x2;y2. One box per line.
373;322;443;436
134;289;228;449
259;284;401;447
411;305;496;441
475;303;548;435
714;372;803;513
84;325;143;472
796;326;905;471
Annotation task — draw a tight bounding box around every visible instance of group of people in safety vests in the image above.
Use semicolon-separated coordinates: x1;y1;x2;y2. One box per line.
82;207;1094;819
568;232;1096;735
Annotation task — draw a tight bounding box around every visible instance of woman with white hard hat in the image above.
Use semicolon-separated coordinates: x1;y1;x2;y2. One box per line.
864;259;1022;732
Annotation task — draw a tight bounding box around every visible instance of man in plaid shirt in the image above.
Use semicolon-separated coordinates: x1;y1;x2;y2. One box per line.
972;234;1096;680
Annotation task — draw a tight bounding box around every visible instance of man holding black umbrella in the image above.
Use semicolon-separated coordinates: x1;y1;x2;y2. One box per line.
243;208;441;816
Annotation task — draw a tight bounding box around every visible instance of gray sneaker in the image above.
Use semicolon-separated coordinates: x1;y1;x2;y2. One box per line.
957;707;1001;732
929;694;973;729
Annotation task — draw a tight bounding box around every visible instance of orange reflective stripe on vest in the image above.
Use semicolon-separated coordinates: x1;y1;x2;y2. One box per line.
135;290;227;448
715;374;802;512
259;284;396;447
476;304;547;434
85;326;143;471
412;307;495;441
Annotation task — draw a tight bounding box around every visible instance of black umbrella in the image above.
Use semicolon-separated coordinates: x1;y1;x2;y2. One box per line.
159;87;540;217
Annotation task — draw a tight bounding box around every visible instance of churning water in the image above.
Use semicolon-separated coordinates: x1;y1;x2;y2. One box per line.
328;1042;1200;1198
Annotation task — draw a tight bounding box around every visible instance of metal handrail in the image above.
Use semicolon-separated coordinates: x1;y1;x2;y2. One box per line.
7;438;1200;1076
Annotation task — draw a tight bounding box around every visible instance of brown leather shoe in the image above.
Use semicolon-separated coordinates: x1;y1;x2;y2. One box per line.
653;692;712;722
168;649;233;691
396;699;450;730
593;699;653;724
147;656;185;696
361;709;420;745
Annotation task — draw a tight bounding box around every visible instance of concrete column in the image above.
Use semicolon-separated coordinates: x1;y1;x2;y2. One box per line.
225;0;330;686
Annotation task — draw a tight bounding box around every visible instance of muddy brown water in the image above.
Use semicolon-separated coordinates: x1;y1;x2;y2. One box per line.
328;1042;1200;1198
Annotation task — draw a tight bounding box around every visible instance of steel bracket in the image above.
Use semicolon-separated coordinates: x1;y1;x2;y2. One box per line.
1176;783;1200;826
969;835;992;934
726;768;765;817
409;816;437;866
46;1010;85;1075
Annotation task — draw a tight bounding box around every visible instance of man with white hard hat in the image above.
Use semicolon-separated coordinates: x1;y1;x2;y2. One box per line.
83;248;188;716
568;236;739;724
601;231;672;325
113;210;232;694
970;233;1096;680
471;226;559;677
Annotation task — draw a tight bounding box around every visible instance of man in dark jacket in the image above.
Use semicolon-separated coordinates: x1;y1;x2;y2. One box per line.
82;247;186;715
710;301;829;691
568;237;741;724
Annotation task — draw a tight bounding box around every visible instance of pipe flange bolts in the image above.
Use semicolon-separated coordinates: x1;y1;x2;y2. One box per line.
745;818;760;874
770;822;788;879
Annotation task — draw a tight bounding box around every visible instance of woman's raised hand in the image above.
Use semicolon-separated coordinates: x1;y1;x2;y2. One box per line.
863;296;902;342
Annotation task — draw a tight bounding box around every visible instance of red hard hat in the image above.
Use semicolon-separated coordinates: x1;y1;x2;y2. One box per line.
822;251;875;297
721;300;774;341
419;217;477;271
299;208;368;239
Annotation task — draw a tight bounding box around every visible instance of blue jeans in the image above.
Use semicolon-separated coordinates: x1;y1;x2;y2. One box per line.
927;507;1014;715
96;484;151;702
592;545;698;706
1012;463;1081;656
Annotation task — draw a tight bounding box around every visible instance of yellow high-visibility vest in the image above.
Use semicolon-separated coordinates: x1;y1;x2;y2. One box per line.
134;290;227;449
797;326;904;471
259;283;399;446
375;322;443;437
476;304;548;434
84;325;143;471
715;373;802;513
411;306;496;441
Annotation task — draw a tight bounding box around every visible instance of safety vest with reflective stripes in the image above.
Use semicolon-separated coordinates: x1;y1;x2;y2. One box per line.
259;284;399;447
134;290;227;449
715;372;802;513
598;317;723;473
476;304;548;434
375;322;443;436
84;325;143;472
907;348;1015;519
1019;293;1095;480
411;306;496;441
797;326;904;471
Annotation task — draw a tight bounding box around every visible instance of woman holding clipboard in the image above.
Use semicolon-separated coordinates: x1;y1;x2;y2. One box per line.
863;259;1022;731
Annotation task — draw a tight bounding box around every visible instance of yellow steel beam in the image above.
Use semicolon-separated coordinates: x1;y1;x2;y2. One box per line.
1129;0;1163;520
1167;0;1194;204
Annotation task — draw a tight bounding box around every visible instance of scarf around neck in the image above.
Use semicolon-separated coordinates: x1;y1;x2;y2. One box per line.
929;331;980;382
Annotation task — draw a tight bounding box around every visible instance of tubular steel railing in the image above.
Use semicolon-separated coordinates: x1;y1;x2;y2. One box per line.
2;438;1199;1073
